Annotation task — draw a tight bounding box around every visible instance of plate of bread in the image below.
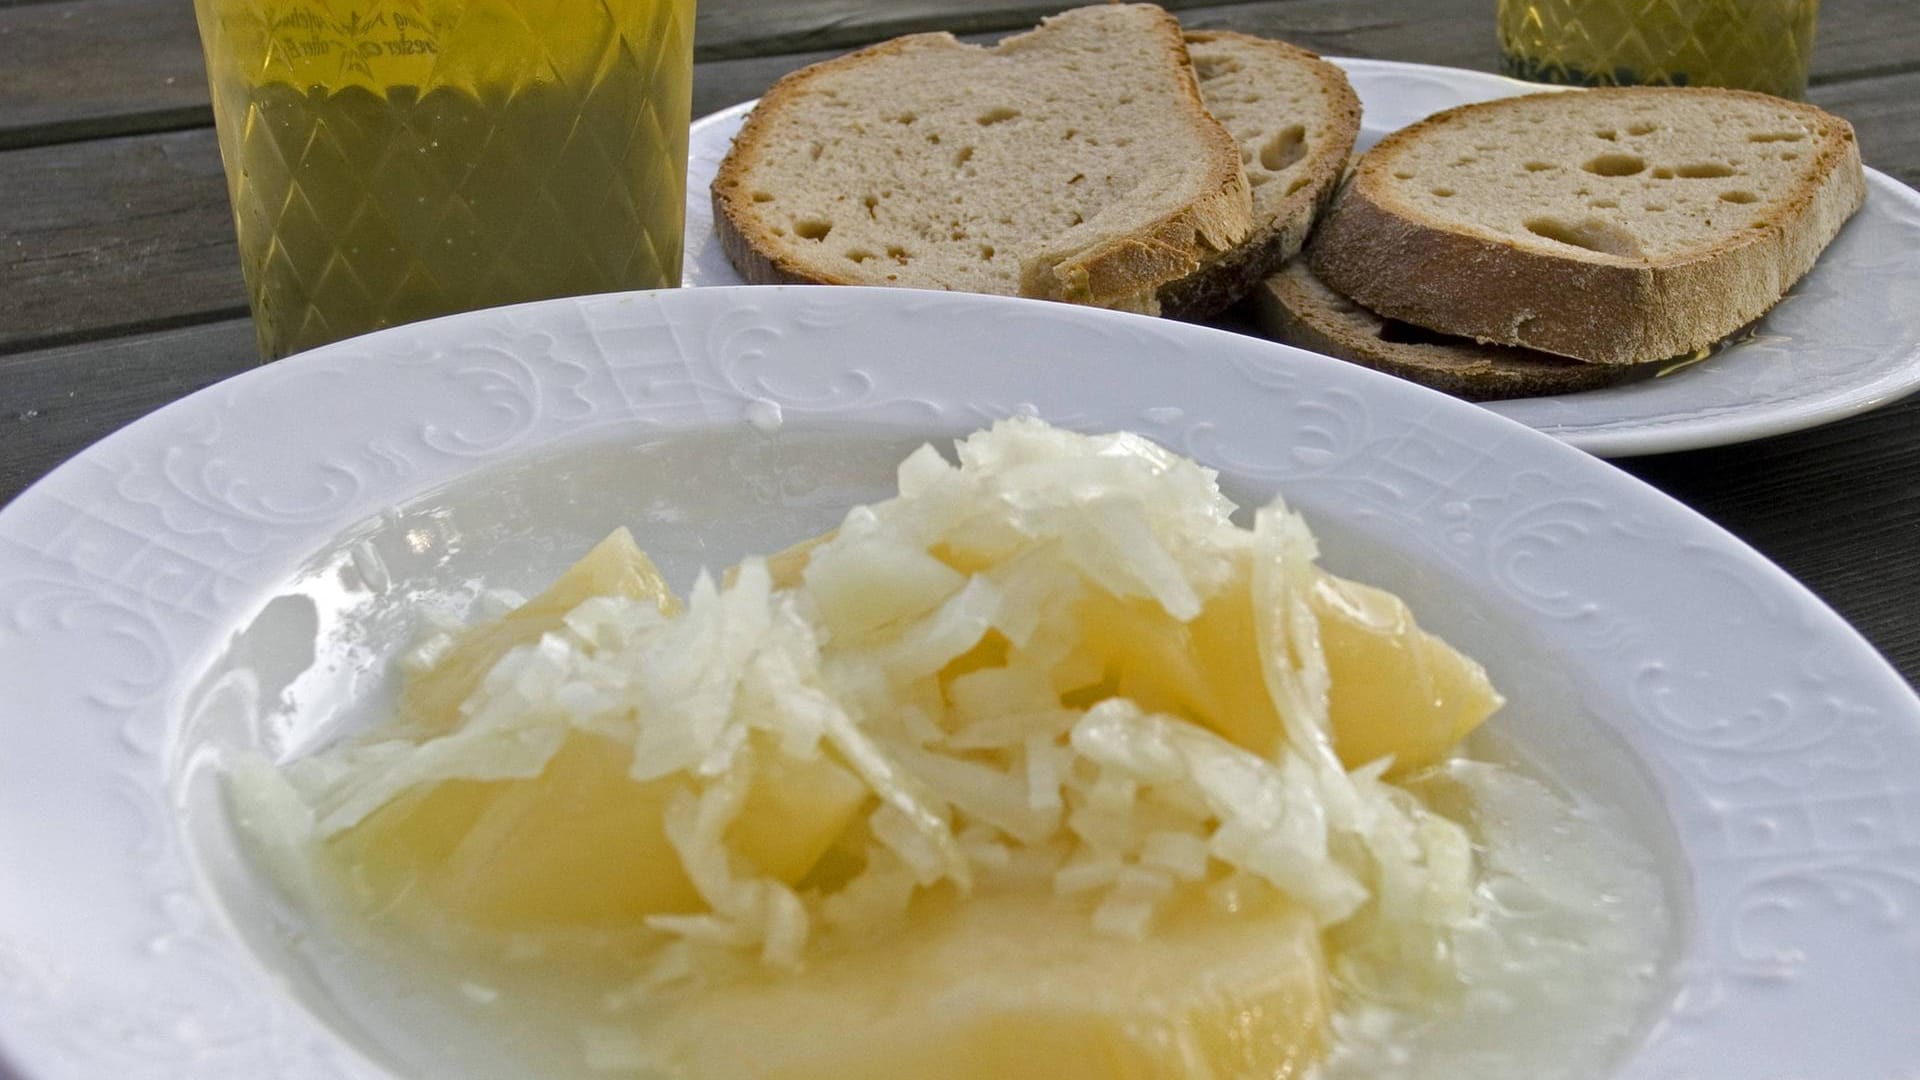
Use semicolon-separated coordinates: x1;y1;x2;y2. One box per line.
682;3;1920;457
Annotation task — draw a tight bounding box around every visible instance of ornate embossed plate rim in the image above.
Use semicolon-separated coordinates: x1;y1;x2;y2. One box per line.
682;57;1920;458
1;286;1917;1079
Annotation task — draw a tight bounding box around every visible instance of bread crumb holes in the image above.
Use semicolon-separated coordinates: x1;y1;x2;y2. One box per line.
1583;152;1646;176
1260;125;1307;171
1525;216;1642;256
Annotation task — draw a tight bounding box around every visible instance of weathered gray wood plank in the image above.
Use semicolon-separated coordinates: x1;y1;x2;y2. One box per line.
0;318;259;500
2;1;1915;350
0;127;246;354
6;0;1916;147
0;49;839;354
691;48;843;120
1181;0;1499;70
0;0;209;149
1812;70;1920;188
0;0;1260;146
689;0;1260;58
1809;0;1920;87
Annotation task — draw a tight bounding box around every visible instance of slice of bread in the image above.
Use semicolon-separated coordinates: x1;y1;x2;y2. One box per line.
711;4;1253;313
1255;262;1659;401
1310;87;1865;365
1157;32;1361;318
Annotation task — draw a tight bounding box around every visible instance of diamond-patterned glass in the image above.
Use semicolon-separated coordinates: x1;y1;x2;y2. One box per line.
192;0;696;359
1497;0;1818;100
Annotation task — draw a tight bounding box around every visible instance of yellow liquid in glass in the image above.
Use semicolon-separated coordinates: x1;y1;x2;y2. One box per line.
193;0;695;359
1497;0;1818;100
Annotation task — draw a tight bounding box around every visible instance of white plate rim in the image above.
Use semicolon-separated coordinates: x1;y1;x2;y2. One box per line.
680;56;1920;458
1;285;1917;1079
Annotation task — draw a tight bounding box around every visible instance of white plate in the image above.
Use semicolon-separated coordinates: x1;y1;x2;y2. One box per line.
2;286;1918;1079
683;57;1920;457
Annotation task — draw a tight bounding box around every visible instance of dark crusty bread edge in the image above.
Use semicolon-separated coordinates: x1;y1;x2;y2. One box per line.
1309;87;1866;365
1254;261;1660;401
1156;32;1362;320
711;9;1254;313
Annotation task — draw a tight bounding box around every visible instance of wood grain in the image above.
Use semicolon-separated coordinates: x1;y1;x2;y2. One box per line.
1809;0;1920;87
1812;70;1920;187
0;0;1252;146
0;0;208;149
0;128;245;354
0;49;842;354
6;0;1917;148
0;318;258;499
692;48;844;120
690;0;1256;58
5;18;1914;352
1179;0;1499;71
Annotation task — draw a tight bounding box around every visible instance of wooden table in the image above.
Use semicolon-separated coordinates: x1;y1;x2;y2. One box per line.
2;0;1915;688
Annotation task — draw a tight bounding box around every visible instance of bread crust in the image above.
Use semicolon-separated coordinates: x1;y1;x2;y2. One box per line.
1009;9;1252;311
1158;32;1361;320
1309;87;1866;365
711;6;1254;313
1254;262;1660;401
712;34;956;290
